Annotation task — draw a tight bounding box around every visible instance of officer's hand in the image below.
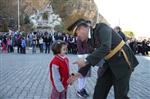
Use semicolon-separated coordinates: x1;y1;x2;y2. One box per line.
73;59;87;68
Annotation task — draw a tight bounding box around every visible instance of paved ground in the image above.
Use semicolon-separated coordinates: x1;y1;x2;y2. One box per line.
0;52;150;99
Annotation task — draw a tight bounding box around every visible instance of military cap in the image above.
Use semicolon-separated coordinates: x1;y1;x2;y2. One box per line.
67;18;88;34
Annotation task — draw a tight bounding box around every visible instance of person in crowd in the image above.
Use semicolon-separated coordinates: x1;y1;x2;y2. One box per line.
45;34;52;54
142;39;149;55
114;26;127;42
17;34;22;53
1;40;7;53
76;37;91;98
129;39;138;54
32;33;37;53
39;37;44;53
7;36;11;53
21;37;26;54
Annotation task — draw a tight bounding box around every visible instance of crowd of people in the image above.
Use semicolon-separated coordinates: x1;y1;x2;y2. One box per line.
128;38;150;56
0;31;78;54
0;30;150;56
114;26;150;56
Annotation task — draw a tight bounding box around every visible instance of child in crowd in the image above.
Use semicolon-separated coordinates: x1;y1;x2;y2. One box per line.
49;40;69;99
21;37;26;54
1;41;7;53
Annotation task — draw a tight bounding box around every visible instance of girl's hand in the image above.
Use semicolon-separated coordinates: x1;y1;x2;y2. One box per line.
67;73;81;85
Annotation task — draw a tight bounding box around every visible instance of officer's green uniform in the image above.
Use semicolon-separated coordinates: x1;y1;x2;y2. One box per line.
68;19;139;99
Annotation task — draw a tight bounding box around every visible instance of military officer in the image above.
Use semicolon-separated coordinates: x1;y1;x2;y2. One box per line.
67;19;139;99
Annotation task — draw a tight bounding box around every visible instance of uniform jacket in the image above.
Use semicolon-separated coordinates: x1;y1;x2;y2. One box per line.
79;23;139;79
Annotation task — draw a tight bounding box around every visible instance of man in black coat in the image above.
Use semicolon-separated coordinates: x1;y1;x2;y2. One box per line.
44;34;52;53
114;26;127;42
67;19;139;99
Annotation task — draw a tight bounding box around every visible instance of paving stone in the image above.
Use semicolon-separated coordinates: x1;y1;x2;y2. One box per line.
0;53;150;99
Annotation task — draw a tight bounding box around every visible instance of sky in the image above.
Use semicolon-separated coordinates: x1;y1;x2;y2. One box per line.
94;0;150;37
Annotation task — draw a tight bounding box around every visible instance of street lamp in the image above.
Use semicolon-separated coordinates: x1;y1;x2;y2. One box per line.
17;0;20;32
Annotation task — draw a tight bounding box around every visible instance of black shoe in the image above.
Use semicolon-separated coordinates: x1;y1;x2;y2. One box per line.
82;88;89;97
125;96;130;99
77;90;87;98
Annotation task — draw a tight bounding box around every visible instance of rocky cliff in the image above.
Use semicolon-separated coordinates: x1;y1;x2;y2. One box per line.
0;0;108;31
0;0;50;18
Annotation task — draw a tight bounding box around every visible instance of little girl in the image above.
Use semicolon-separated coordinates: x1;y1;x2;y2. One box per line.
1;41;7;53
49;40;69;99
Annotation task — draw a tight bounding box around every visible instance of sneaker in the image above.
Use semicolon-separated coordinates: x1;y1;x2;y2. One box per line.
82;88;89;97
77;90;87;98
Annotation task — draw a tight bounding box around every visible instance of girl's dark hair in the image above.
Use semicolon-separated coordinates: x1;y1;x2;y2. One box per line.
51;40;68;55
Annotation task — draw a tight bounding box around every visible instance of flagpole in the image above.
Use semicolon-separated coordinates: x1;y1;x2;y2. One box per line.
17;0;20;32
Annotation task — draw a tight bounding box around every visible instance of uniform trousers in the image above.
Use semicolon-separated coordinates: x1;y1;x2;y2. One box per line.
93;68;131;99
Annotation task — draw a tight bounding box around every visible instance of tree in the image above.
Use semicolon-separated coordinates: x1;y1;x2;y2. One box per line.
42;12;49;20
124;31;135;39
54;22;66;32
24;15;30;24
8;17;16;30
0;19;8;32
